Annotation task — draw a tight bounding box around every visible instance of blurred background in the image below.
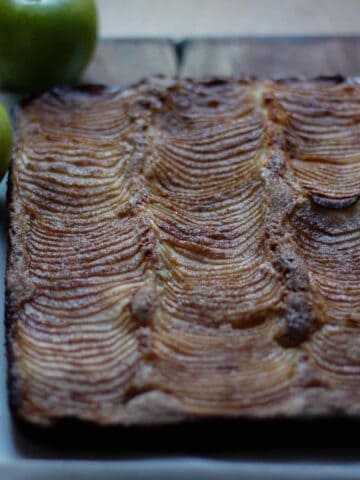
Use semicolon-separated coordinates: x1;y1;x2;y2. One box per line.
97;0;360;38
78;0;360;87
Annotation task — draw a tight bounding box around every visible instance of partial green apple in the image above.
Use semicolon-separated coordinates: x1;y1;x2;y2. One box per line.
0;0;98;92
0;103;12;179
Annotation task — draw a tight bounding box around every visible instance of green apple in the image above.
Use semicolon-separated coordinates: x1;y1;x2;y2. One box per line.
0;0;98;92
0;104;12;179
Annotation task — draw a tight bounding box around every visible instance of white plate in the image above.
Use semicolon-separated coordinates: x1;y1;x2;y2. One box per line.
1;93;360;480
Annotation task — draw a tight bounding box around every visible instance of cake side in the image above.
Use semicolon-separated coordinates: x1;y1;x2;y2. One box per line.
6;77;360;426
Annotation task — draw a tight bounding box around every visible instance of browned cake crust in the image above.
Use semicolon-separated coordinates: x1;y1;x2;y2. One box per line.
6;76;360;426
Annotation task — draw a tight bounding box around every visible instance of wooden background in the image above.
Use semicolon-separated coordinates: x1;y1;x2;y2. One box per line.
82;37;360;87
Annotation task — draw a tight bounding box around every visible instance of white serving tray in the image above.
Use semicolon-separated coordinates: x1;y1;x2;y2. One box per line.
1;92;360;480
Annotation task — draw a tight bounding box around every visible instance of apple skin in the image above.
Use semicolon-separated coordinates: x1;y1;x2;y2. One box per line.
0;104;12;179
0;0;98;92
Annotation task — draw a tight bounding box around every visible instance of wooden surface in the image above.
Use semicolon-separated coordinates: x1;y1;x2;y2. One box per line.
180;37;360;77
82;38;360;87
83;39;176;85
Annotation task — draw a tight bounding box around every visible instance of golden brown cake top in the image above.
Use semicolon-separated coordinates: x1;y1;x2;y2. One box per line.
6;76;360;425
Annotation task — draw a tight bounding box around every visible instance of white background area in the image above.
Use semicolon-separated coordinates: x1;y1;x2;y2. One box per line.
97;0;360;38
